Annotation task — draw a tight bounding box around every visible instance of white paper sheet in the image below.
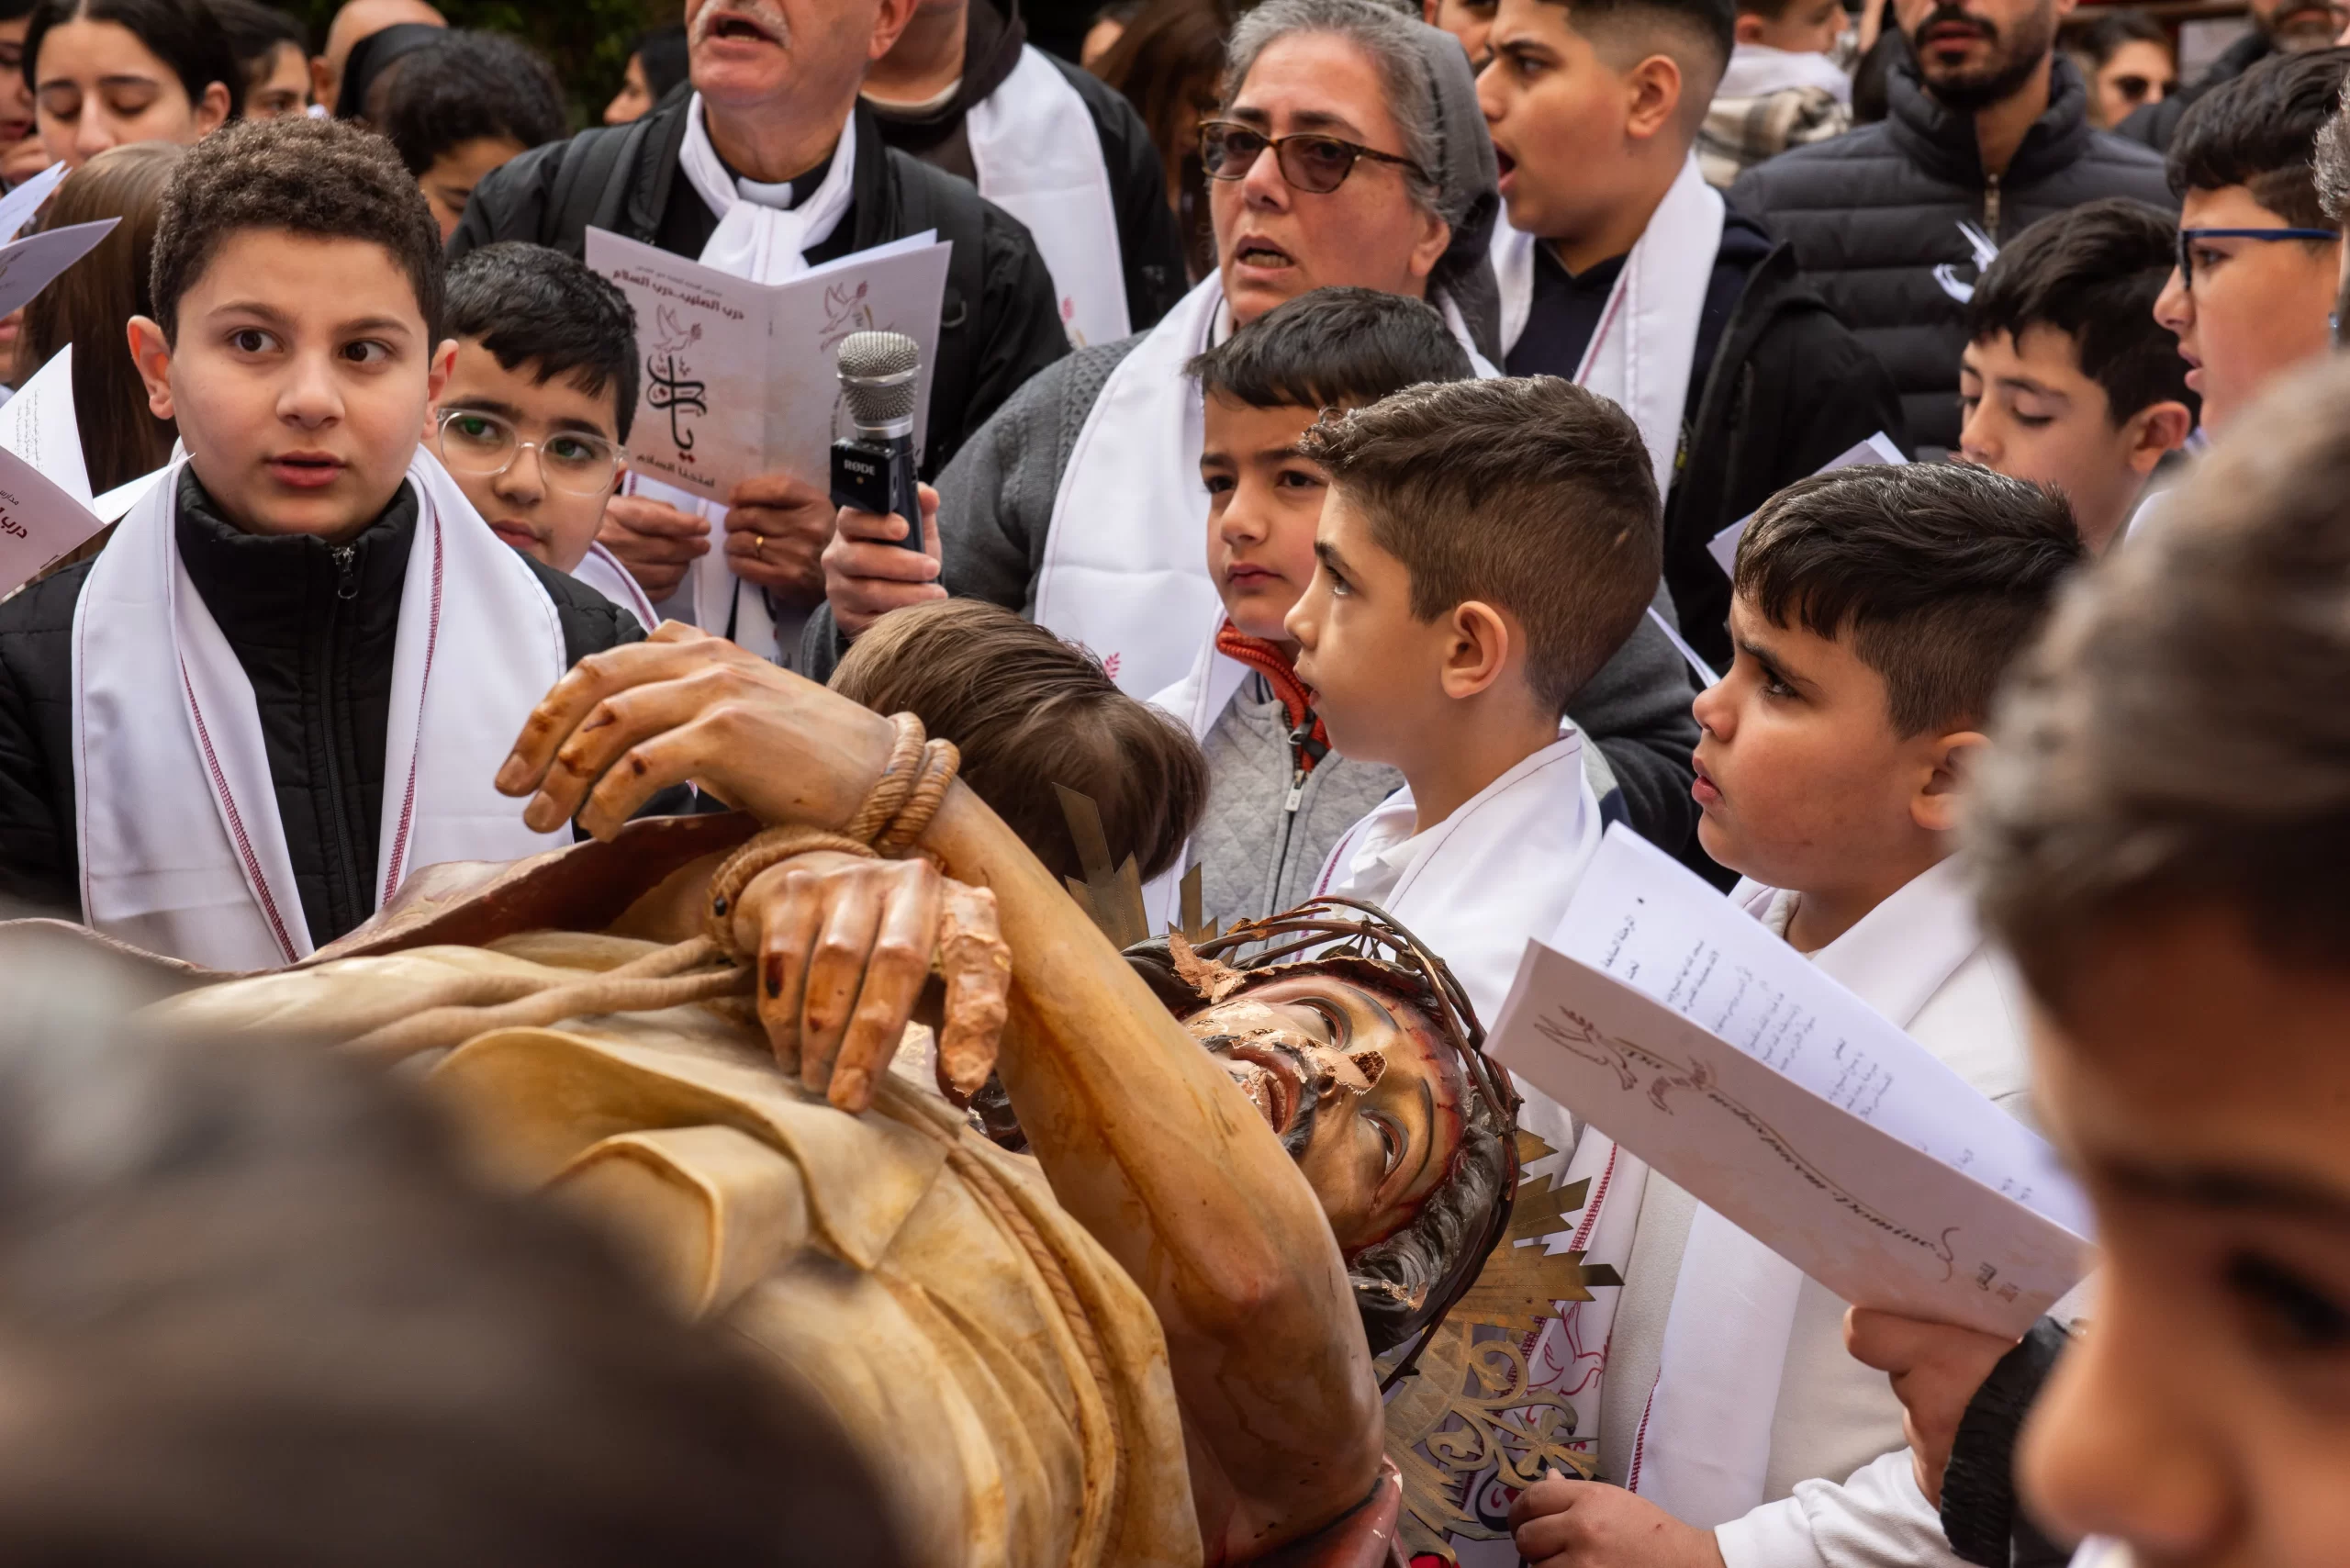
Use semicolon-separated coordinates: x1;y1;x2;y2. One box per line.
0;162;67;242
0;219;115;324
584;227;952;505
1706;430;1908;576
1488;940;2089;1337
0;344;126;598
1553;826;2092;1235
2;344;93;508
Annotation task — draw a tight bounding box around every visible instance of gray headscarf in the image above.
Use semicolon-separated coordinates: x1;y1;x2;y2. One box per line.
1224;0;1504;362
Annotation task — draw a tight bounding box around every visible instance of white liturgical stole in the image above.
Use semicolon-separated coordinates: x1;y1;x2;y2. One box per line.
967;45;1127;347
1493;153;1725;501
72;452;569;969
1034;273;1494;700
1631;857;1996;1528
642;96;862;664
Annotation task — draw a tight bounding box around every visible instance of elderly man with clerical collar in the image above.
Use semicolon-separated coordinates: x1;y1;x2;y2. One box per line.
811;0;1709;857
452;0;1069;671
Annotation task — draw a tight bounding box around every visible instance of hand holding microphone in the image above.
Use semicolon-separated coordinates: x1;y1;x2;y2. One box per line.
826;330;944;637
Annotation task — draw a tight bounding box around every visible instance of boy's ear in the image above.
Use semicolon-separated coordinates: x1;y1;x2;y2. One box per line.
2123;400;2195;476
1438;599;1515;702
1624;51;1685;140
1912;729;1988;834
1733;12;1769;44
126;317;175;421
427;338;459;406
193;80;232;140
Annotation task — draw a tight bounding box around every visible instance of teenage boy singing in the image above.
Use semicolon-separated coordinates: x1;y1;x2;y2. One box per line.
1478;0;1902;667
1509;464;2083;1568
1959;199;2195;554
0;118;645;968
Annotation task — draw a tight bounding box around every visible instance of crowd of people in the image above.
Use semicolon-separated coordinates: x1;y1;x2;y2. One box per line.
0;0;2341;1562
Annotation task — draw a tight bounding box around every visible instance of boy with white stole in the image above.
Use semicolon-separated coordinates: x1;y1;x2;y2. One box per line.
1287;375;1656;1160
1478;0;1900;671
0;118;646;968
1508;465;2083;1568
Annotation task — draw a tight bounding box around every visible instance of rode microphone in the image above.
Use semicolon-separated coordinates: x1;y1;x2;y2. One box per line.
830;330;923;549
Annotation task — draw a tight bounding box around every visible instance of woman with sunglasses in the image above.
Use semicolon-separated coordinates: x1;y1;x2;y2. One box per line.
814;0;1704;856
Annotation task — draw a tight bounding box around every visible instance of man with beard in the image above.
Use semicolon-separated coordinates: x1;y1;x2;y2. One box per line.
451;0;1068;671
1729;0;2174;454
2115;0;2347;151
862;0;1189;345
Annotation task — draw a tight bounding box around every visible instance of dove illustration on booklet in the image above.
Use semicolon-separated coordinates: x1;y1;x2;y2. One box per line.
1487;826;2091;1337
583;227;950;506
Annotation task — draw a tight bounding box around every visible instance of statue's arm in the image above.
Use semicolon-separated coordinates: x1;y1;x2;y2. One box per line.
498;628;1384;1561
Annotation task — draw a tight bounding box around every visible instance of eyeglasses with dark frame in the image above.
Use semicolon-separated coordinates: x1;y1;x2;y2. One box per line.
2175;225;2339;289
1196;119;1427;195
435;408;621;497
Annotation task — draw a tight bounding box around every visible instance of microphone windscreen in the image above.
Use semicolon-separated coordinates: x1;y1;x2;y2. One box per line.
837;330;921;426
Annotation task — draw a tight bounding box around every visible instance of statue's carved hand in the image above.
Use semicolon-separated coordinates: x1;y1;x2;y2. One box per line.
497;622;895;839
729;850;1009;1114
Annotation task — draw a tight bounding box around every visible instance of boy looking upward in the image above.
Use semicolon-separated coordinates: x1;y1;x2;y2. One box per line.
1961;197;2195;553
1510;464;2082;1568
2153;46;2348;436
0;118;644;967
1479;0;1903;669
433;242;655;629
1155;286;1654;931
1289;375;1656;1096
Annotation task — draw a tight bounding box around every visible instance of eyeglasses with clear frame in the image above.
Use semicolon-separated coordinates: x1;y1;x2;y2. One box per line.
1195;119;1427;195
434;408;621;497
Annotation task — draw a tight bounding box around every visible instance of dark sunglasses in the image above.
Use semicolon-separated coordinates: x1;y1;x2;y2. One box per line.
1196;119;1427;195
2107;73;2172;104
2176;225;2338;288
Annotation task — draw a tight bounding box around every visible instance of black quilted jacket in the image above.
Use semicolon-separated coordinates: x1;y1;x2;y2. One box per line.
0;473;643;946
1730;55;2176;452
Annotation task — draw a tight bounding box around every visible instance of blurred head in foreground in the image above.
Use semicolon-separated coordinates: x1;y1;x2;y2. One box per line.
0;937;904;1567
1973;354;2350;1567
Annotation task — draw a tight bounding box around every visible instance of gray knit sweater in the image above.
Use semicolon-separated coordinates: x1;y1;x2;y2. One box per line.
803;336;1703;850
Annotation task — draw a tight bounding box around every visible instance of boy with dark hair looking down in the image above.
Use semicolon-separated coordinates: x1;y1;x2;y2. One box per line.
1960;197;2194;553
1478;0;1904;670
0;117;645;966
1509;463;2082;1568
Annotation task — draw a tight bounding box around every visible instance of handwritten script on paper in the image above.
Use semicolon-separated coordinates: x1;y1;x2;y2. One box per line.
1490;945;2088;1337
1553;827;2090;1236
585;229;950;504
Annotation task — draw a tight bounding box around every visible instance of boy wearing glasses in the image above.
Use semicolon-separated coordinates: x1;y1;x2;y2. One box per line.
1478;0;1902;671
0;120;647;965
2151;47;2348;439
433;243;655;629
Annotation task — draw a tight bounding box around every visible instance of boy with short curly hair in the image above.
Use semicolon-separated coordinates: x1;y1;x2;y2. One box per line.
0;116;644;966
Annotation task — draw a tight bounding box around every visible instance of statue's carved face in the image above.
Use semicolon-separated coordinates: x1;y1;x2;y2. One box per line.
1184;974;1470;1254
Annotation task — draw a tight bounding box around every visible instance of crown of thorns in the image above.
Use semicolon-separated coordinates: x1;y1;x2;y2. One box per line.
1186;897;1523;1386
